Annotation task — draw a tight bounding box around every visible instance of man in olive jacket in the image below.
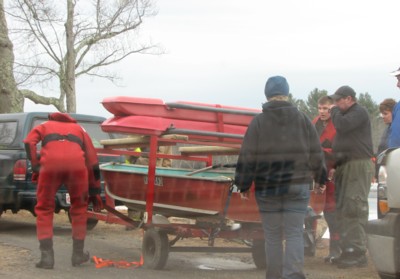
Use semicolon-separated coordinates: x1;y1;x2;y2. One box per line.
329;86;374;269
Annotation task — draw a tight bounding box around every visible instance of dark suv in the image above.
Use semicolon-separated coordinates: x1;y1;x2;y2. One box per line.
0;112;121;228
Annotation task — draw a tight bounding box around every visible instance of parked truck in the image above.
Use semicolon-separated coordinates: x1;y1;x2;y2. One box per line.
0;112;121;229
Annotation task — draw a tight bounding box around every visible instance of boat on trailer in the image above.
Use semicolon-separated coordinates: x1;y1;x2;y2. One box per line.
91;96;319;270
101;163;234;218
100;162;261;223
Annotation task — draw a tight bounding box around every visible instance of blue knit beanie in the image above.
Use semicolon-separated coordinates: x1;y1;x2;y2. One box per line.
264;76;289;99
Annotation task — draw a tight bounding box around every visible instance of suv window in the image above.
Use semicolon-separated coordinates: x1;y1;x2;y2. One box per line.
78;122;112;148
0;121;18;147
32;118;110;148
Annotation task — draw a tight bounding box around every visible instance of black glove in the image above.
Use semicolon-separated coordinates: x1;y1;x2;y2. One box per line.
88;194;103;212
31;172;39;183
32;164;40;173
321;139;332;149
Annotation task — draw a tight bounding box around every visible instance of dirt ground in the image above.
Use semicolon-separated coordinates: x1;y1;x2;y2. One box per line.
0;210;380;279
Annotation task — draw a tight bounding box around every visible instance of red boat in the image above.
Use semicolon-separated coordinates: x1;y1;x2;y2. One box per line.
92;96;320;270
101;163;233;218
102;96;260;126
101;162;261;223
101;115;248;143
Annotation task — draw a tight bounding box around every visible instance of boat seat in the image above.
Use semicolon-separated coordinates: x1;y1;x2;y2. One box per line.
100;136;149;148
100;134;189;148
179;146;240;156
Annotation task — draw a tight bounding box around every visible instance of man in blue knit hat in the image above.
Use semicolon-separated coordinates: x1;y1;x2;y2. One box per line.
235;76;327;279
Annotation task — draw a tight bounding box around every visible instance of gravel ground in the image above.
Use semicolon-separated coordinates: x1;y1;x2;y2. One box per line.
0;210;380;279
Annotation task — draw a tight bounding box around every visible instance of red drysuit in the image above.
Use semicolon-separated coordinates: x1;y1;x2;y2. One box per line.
312;116;336;210
311;115;339;241
24;113;100;241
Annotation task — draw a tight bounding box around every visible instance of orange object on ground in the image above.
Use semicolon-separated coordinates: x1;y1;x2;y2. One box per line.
92;255;144;269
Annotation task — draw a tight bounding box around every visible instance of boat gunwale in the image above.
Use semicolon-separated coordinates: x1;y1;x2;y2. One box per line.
100;162;234;183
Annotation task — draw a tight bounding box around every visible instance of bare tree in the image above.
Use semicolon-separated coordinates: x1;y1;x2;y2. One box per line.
0;0;23;113
6;0;161;112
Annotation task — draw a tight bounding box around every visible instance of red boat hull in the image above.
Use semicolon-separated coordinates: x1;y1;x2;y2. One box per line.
101;163;261;222
102;164;231;218
227;191;261;223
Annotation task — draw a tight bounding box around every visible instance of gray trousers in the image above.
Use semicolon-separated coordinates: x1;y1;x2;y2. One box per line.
334;159;374;254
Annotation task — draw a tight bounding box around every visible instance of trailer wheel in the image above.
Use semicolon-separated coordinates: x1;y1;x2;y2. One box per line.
142;228;169;270
377;272;397;279
251;239;266;269
67;211;99;230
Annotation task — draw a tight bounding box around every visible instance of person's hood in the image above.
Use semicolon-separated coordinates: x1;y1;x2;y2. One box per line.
48;112;77;123
262;100;293;111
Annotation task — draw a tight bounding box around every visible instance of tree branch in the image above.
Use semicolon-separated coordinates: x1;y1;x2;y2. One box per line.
20;88;65;112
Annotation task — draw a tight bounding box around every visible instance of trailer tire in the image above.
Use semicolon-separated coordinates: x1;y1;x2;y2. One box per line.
377;272;398;279
142;228;169;270
67;210;99;230
251;239;266;269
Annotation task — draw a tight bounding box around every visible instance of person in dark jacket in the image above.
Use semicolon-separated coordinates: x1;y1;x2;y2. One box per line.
235;76;326;279
377;98;396;155
375;98;397;180
388;67;400;148
329;86;374;269
24;113;103;269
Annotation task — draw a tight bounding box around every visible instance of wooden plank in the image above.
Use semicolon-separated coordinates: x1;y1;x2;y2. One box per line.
100;136;149;147
159;134;189;141
100;134;189;148
179;145;240;155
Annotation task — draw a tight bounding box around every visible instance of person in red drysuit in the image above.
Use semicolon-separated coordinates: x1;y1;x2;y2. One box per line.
311;96;341;263
24;112;103;269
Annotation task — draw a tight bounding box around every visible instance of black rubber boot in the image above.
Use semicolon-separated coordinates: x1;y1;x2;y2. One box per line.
324;239;341;263
337;252;367;269
71;239;90;267
36;238;54;269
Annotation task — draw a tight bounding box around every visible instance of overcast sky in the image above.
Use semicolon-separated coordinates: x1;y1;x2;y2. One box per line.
24;0;400;117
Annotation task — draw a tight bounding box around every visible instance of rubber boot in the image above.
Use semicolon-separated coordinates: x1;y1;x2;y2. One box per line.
337;250;368;269
71;239;90;267
36;238;54;269
324;239;341;263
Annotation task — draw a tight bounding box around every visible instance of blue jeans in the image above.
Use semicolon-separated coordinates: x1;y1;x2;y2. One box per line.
256;184;310;279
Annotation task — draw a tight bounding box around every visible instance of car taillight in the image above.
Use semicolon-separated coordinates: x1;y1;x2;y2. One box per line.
378;200;389;216
377;165;389;217
13;159;27;181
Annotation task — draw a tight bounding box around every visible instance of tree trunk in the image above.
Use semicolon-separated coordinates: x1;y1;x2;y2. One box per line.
0;0;23;113
65;0;76;113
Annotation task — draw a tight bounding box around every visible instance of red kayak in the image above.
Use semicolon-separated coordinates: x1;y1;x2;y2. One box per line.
102;96;260;126
101;115;248;143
